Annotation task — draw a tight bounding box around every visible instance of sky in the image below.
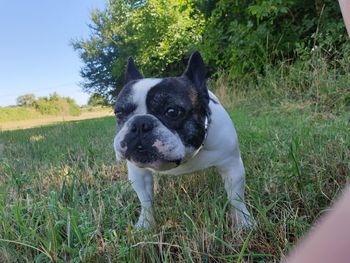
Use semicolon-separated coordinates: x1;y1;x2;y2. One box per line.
0;0;106;107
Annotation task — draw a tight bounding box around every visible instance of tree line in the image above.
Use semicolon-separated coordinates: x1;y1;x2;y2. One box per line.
16;93;81;116
73;0;347;100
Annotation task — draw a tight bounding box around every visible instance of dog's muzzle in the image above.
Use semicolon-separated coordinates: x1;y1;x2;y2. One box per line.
114;115;186;169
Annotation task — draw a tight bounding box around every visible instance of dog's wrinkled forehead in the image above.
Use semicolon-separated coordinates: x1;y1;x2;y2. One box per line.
146;77;197;111
115;78;162;114
116;77;197;116
131;78;162;113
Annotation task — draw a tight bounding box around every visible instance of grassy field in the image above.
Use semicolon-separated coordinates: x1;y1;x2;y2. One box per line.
0;83;349;262
0;109;114;131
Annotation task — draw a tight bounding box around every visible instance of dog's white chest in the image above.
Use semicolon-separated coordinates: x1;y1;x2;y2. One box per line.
159;149;216;175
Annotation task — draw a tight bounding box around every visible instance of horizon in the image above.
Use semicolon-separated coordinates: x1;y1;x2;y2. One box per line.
0;91;93;108
0;0;106;107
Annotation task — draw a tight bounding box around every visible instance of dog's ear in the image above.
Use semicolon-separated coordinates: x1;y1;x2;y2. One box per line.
183;51;208;101
125;57;143;83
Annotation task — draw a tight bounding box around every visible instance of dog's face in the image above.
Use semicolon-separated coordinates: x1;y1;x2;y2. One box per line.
113;52;210;171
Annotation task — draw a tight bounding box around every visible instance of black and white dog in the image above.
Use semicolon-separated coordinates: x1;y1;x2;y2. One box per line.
113;52;253;228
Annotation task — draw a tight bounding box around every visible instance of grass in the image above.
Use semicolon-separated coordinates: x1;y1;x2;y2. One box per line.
0;110;113;131
0;105;110;123
0;107;42;122
0;85;349;262
1;52;350;261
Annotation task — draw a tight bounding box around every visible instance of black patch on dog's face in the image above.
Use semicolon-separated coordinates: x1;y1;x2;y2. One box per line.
146;77;208;149
114;81;137;128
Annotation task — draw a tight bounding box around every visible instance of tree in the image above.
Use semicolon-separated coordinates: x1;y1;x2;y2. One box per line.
72;0;205;101
74;0;346;98
16;94;35;107
87;93;109;106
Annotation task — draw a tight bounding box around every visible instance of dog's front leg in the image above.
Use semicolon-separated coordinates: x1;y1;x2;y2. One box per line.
127;162;155;229
216;155;254;228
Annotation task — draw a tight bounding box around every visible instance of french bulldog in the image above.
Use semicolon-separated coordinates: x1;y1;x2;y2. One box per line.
113;51;253;229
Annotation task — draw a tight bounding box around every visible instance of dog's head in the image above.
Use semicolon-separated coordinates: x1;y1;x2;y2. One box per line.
113;52;210;171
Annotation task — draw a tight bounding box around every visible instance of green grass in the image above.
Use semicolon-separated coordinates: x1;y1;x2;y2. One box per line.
0;106;110;124
0;90;349;262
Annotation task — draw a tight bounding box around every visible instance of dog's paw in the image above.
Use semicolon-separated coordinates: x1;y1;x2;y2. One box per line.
134;215;155;230
232;209;255;230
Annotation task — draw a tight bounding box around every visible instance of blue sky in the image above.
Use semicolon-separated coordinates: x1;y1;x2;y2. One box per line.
0;0;106;107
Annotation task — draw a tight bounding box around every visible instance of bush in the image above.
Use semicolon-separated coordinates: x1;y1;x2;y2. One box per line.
0;96;81;123
16;94;36;107
200;0;346;79
34;98;61;115
33;94;81;116
87;93;109;107
68;101;81;116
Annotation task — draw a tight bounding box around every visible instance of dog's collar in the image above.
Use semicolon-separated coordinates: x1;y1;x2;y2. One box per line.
181;116;210;163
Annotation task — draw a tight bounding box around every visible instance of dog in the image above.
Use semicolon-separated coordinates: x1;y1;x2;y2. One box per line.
113;51;253;229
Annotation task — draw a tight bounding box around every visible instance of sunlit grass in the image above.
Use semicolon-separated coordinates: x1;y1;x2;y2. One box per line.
0;109;113;131
1;88;349;262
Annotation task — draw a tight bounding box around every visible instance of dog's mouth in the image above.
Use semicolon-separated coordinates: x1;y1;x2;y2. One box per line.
122;141;181;163
127;150;182;171
167;158;182;166
118;135;185;170
132;155;182;167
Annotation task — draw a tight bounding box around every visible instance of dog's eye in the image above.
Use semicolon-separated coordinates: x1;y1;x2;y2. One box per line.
165;107;183;119
114;104;136;118
114;110;127;122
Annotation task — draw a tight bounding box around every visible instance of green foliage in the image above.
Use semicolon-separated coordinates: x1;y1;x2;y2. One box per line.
256;50;350;112
66;98;81;116
0;94;81;123
33;93;81;116
73;0;347;98
16;94;36;107
0;107;41;122
210;47;350;115
200;0;346;78
87;93;109;106
72;0;205;98
34;98;61;115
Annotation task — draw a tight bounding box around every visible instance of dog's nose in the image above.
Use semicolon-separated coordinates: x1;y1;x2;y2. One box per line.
130;116;154;134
